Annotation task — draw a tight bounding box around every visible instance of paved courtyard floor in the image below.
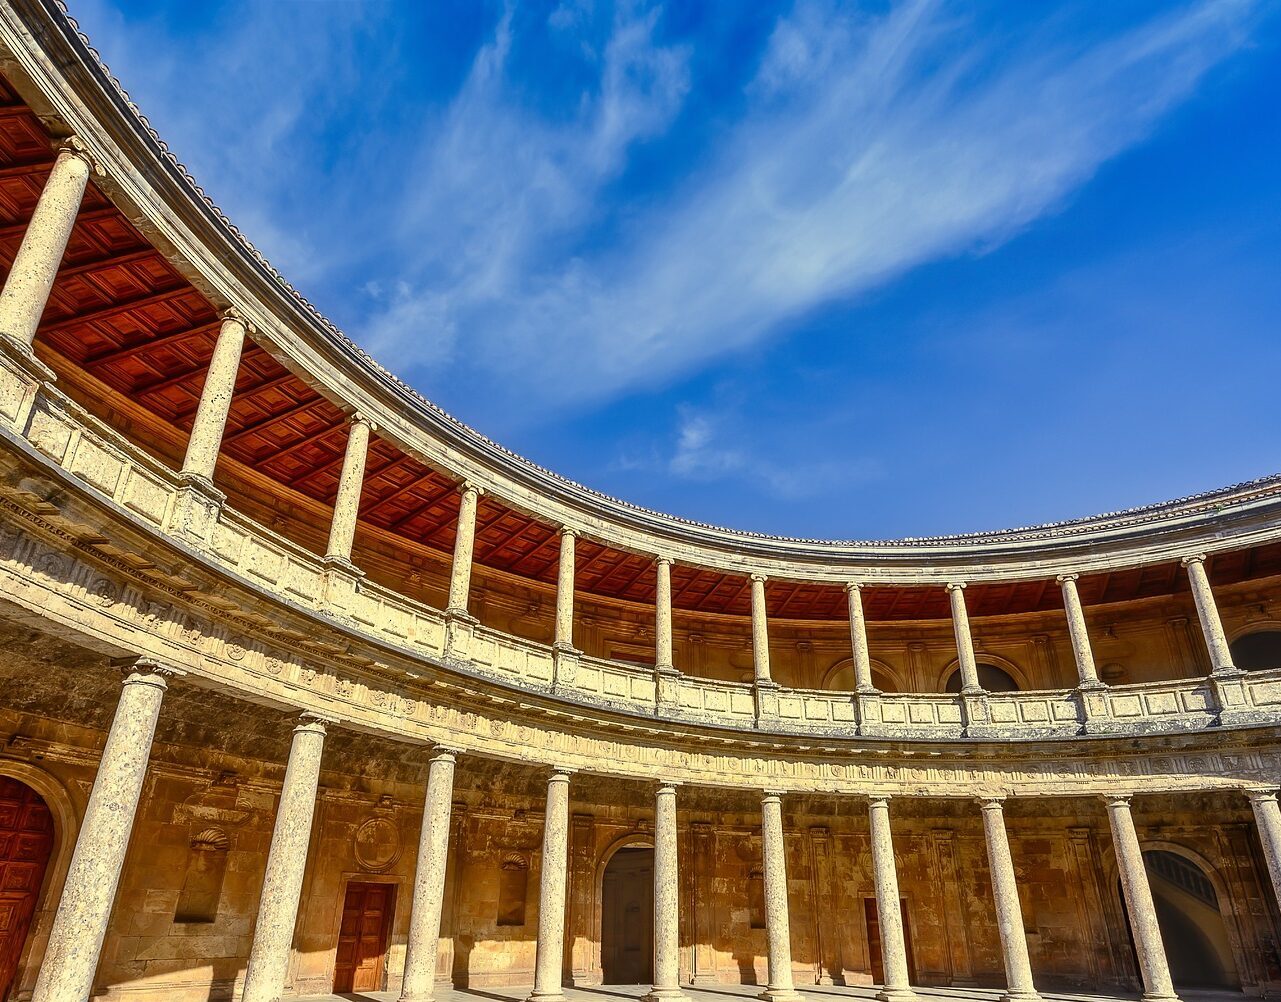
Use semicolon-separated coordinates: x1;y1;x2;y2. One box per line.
300;981;1245;1002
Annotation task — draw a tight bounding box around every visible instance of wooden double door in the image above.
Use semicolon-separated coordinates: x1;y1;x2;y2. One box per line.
0;778;54;1002
333;881;396;994
865;897;916;985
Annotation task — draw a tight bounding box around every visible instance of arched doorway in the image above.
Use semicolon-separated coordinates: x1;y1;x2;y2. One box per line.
944;662;1020;692
1118;849;1240;990
1230;629;1281;670
0;777;55;1000
601;846;653;985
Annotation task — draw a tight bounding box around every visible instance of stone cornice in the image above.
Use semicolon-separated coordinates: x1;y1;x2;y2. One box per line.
0;1;1278;583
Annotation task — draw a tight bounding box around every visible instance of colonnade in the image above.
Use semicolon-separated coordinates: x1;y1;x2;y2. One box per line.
0;143;1246;711
23;654;1281;1002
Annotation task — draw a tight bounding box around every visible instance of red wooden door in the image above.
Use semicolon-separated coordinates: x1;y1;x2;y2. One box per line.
864;897;916;985
0;778;54;1001
333;882;395;993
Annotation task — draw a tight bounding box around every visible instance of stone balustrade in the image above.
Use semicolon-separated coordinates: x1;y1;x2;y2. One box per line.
7;382;1281;748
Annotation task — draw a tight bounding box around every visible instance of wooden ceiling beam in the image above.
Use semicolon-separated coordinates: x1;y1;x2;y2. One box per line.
83;319;222;367
0;205;116;243
366;472;453;523
36;284;189;334
248;416;346;466
222;395;325;446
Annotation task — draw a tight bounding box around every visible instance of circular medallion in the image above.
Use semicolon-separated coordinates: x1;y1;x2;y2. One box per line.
353;816;402;872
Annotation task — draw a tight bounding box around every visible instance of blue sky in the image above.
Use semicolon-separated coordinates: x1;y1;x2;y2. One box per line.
70;1;1281;540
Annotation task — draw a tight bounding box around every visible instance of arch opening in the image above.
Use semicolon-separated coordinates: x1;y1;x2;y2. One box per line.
1118;850;1240;991
600;845;653;985
944;662;1020;693
0;776;55;1001
1229;629;1281;670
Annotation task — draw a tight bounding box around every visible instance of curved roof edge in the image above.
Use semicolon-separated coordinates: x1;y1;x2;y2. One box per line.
7;0;1278;572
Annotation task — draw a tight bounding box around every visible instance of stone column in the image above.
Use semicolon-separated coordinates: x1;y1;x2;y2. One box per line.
1058;574;1102;688
554;528;576;650
446;483;482;619
947;583;982;693
751;574;774;686
867;796;916;1002
656;557;674;671
242;714;330;1002
646;784;689;1002
31;660;174;1002
400;747;461;1002
846;582;877;693
1247;790;1281;912
179;312;248;494
324;413;373;568
1104;795;1178;1002
528;770;573;1002
978;799;1041;1002
0;139;98;351
758;790;800;1002
1182;554;1236;675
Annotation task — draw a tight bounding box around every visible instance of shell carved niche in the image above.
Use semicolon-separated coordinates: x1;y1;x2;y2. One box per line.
354;816;402;872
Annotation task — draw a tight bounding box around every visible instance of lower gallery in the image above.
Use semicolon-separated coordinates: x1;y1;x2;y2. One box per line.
2;623;1280;1002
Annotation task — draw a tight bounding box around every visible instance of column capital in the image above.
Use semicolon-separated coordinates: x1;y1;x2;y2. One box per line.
761;788;786;802
844;581;863;594
1056;572;1079;585
558;525;576;539
750;572;768;585
1247;788;1279;806
548;767;575;781
867;794;892;809
56;135;105;176
349;410;378;433
459;480;485;499
1101;793;1133;809
429;745;463;763
111;655;184;686
1180;553;1207;568
297;710;336;735
977;796;1006;811
655;782;680;796
218;306;254;333
654;554;673;568
945;581;966;593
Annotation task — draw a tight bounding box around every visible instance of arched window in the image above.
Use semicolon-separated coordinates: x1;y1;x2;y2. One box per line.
1229;630;1281;671
944;663;1020;693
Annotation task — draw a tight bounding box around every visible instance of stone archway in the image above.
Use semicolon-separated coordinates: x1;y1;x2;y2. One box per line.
0;776;56;1000
597;836;654;985
0;763;75;1002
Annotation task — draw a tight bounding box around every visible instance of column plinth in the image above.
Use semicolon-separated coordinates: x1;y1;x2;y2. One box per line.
527;770;573;1002
31;659;174;1002
1104;795;1179;1002
241;714;330;1002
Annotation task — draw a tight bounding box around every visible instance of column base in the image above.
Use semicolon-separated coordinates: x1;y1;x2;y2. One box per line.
999;991;1043;1002
643;988;692;1002
1140;995;1180;1002
757;988;802;1002
874;988;919;1002
525;991;567;1002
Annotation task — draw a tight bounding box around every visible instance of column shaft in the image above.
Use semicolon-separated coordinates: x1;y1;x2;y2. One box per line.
979;800;1040;1002
868;797;916;1002
400;749;459;1002
554;530;576;649
655;558;674;670
1182;555;1235;674
646;785;688;1002
758;791;800;1002
446;484;481;617
180;314;247;488
751;575;772;686
528;771;572;1002
242;716;328;1002
31;664;170;1002
324;414;372;564
1058;574;1101;687
1104;796;1178;1002
0;144;93;349
1248;791;1281;914
947;583;981;693
846;583;876;692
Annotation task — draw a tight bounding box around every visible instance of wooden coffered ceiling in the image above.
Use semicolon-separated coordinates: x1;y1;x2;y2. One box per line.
2;74;1278;624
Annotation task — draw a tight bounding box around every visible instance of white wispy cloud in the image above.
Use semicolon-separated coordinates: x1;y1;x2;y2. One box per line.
362;0;1259;415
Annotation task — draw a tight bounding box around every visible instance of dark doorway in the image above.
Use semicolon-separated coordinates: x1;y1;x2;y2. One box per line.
333;881;396;994
0;777;54;1002
864;897;916;986
1118;851;1239;990
601;846;653;985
